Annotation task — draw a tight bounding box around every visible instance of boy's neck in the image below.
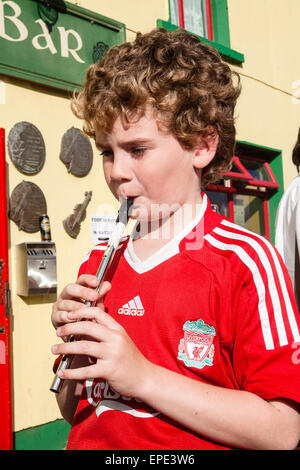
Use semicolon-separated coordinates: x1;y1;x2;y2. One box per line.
131;196;204;261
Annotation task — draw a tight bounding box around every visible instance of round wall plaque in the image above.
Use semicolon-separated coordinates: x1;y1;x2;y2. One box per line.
9;181;47;233
60;127;93;177
7;122;46;175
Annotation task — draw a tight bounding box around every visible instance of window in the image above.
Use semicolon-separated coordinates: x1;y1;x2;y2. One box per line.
205;142;283;243
169;0;213;40
157;0;244;64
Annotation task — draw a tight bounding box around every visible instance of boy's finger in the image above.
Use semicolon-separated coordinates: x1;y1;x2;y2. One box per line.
67;306;121;330
76;274;100;287
56;363;100;381
52;338;104;359
97;281;112;298
56;298;86;312
60;283;99;303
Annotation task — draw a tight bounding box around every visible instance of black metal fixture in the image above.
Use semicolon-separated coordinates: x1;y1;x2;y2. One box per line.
34;0;67;32
92;41;109;63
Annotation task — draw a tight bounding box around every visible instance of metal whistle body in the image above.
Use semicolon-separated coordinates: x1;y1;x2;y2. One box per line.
50;197;133;393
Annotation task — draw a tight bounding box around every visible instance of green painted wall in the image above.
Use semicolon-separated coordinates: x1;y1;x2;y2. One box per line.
14;419;70;451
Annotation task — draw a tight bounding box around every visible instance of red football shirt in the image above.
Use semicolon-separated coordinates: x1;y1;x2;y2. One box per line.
66;194;300;450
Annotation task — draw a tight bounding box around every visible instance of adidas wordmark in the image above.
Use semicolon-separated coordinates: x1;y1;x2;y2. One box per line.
118;296;145;316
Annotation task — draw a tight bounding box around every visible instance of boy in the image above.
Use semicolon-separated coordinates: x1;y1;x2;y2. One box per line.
51;28;300;450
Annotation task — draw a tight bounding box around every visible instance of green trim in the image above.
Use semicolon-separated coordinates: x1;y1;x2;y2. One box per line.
156;19;244;64
0;63;79;93
267;152;284;245
236;140;283;244
14;419;71;450
237;140;282;156
211;0;231;48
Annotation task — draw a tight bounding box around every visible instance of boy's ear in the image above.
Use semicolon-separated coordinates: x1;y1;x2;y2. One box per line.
192;132;219;169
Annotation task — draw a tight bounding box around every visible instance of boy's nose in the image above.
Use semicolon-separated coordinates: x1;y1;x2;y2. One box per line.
110;153;132;183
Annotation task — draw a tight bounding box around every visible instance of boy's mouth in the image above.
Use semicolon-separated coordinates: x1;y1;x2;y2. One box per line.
119;194;139;205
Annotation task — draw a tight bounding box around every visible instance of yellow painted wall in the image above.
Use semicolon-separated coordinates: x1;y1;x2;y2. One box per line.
4;77;117;430
2;0;300;433
228;0;300;187
70;0;169;41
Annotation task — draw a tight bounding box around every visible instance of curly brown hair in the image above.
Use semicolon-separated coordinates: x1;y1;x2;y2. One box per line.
71;28;241;187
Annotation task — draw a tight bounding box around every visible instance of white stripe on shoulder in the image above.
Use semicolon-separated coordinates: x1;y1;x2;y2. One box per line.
213;224;288;347
221;220;300;345
81;238;128;264
205;232;274;350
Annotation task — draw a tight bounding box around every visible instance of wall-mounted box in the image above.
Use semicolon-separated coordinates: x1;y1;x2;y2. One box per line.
16;242;57;296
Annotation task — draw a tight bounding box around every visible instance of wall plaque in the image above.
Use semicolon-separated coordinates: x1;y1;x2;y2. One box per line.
63;190;92;238
9;181;47;233
59;127;93;177
7;122;46;175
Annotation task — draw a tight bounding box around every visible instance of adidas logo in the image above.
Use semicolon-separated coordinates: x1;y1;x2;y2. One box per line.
118;296;145;316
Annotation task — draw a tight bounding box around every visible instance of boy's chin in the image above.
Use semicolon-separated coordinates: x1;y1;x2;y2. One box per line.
129;207;149;221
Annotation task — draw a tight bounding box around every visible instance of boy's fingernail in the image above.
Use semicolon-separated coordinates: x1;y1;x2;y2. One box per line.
51;345;58;353
56;327;61;335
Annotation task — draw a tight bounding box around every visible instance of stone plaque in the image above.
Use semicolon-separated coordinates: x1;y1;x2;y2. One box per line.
59;127;93;177
9;181;47;233
7;122;46;175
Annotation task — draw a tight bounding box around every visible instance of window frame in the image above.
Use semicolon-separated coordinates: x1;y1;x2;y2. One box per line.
206;141;283;243
226;156;280;189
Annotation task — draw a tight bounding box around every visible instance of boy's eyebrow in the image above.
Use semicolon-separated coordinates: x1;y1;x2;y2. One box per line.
95;137;154;150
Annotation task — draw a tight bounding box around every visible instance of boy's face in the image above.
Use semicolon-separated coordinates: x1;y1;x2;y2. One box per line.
95;110;204;221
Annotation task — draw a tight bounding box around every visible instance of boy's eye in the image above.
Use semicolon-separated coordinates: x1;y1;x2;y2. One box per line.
131;147;147;157
99;147;147;158
100;149;113;158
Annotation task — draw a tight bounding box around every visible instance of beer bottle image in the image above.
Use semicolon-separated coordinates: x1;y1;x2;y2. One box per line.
40;214;52;241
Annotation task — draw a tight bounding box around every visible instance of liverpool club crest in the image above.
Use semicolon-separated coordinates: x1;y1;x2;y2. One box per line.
178;319;215;369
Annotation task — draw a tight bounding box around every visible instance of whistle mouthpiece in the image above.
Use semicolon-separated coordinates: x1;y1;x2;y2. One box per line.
117;197;134;225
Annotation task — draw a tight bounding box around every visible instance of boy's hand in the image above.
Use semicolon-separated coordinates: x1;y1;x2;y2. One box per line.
51;304;151;399
51;274;111;331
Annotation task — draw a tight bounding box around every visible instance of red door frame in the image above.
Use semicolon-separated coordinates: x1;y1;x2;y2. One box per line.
0;128;13;450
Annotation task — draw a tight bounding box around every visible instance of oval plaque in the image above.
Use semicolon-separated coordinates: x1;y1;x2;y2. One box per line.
7;122;46;175
59;127;93;177
9;181;47;233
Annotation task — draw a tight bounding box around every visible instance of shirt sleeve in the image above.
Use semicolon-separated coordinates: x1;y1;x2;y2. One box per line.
232;245;300;404
295;200;300;262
